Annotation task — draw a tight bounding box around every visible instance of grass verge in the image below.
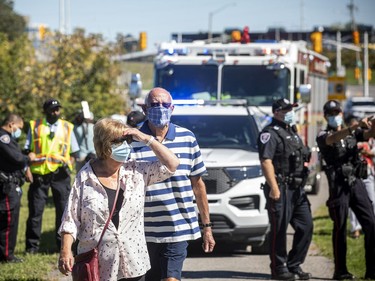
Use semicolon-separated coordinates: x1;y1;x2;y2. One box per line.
0;184;60;281
313;205;367;280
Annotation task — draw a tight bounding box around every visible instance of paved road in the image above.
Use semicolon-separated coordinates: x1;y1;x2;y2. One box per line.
181;173;335;281
53;173;334;281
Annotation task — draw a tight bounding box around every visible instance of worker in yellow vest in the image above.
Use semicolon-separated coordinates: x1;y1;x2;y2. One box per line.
24;99;79;254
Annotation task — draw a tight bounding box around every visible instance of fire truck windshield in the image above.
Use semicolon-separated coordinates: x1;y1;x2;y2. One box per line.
155;65;218;100
155;64;290;105
222;65;290;106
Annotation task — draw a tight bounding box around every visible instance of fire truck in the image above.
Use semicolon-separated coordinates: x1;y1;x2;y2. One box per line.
154;40;330;195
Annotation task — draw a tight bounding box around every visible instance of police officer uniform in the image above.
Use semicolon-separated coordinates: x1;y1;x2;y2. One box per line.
24;99;79;253
258;99;313;281
0;123;29;262
316;100;375;280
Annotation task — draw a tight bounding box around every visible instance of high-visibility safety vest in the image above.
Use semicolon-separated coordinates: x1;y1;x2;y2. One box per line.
29;118;74;175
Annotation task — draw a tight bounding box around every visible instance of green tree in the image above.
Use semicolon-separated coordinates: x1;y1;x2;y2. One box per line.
35;28;127;120
0;33;38;120
0;28;128;122
0;0;26;40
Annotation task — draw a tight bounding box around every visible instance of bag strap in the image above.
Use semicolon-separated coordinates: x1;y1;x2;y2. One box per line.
96;172;121;248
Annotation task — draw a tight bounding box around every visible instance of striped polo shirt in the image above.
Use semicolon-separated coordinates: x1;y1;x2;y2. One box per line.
130;121;206;243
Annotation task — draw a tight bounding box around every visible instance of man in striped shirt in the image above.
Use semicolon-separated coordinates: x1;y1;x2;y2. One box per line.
131;87;215;281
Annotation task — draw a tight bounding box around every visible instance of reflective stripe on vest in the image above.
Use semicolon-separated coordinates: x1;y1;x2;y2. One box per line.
30;119;74;175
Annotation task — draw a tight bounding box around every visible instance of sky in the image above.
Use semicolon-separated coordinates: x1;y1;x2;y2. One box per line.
14;0;375;51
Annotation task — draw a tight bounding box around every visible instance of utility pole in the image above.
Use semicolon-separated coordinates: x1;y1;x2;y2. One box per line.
208;3;236;43
59;0;70;34
300;0;305;31
347;0;362;84
364;32;369;97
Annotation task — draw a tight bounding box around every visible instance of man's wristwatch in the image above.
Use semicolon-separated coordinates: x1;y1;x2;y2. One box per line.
200;222;213;228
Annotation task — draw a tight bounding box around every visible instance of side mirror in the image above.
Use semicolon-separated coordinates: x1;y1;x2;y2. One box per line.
266;62;285;70
299;84;311;103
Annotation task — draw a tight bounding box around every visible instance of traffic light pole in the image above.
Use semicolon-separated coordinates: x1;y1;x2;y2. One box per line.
336;32;344;76
364;32;369;97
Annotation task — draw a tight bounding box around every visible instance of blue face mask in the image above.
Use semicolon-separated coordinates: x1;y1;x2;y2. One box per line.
328;115;343;128
284;111;295;125
110;141;131;163
147;107;172;128
11;127;22;139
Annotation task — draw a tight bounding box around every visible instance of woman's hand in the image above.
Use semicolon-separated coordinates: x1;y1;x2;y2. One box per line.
58;249;74;275
59;233;75;275
123;127;152;144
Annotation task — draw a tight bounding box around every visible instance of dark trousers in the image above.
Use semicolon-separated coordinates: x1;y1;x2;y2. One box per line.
264;184;313;275
327;178;375;276
26;169;71;252
0;187;21;261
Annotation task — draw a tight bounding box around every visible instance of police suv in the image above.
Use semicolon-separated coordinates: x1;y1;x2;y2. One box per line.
171;100;269;253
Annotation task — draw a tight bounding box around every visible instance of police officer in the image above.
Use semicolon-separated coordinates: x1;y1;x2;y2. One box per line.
316;100;375;280
0;114;35;262
258;99;313;281
24;99;79;254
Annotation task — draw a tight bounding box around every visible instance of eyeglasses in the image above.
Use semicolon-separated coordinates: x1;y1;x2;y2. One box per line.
150;102;172;109
112;135;133;145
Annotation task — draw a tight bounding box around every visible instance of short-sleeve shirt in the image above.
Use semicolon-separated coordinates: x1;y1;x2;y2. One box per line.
74;122;95;159
58;159;174;280
24;119;79;153
0;128;28;173
258;118;287;161
130;121;206;243
316;128;365;167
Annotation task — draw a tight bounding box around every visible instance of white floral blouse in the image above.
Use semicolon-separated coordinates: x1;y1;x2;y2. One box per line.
58;159;174;280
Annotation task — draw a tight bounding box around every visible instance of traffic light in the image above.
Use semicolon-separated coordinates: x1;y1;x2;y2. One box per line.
352;31;360;45
39;25;46;40
231;30;241;42
354;67;360;80
368;68;372;81
139;32;147;51
310;31;322;53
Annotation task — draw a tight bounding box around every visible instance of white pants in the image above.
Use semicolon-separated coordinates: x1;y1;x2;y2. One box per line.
349;175;375;232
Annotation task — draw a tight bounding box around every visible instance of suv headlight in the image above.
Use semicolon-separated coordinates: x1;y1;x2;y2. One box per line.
224;166;263;183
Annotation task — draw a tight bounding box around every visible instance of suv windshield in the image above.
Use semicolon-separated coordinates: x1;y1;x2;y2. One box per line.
171;115;259;152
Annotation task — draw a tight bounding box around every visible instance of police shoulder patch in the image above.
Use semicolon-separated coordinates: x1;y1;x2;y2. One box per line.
0;134;10;144
260;132;271;144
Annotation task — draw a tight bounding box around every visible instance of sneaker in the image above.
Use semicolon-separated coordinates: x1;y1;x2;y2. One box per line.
272;271;295;280
290;268;311;280
333;272;355;280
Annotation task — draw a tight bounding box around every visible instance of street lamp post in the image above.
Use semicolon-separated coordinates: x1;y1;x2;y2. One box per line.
208;2;236;43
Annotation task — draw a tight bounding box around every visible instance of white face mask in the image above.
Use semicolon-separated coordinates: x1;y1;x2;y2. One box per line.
327;115;343;128
110;141;131;162
11;127;22;139
283;111;295;125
